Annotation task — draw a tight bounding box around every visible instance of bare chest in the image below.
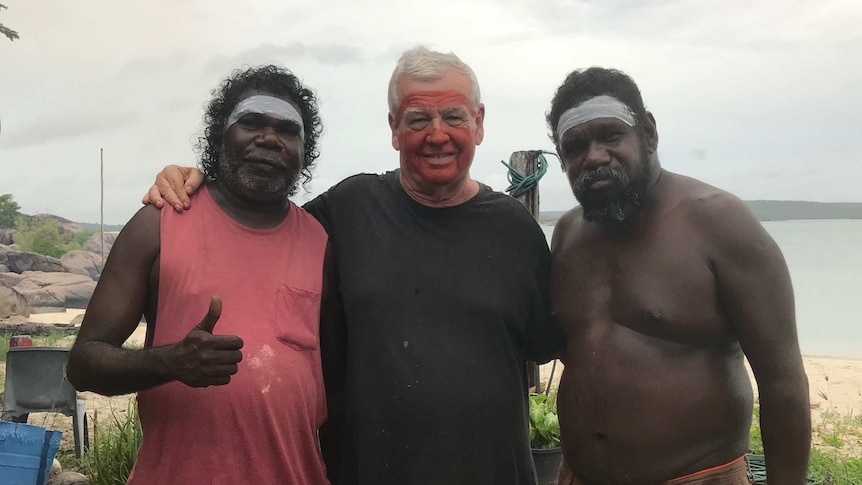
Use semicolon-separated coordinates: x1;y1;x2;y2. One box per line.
551;224;732;348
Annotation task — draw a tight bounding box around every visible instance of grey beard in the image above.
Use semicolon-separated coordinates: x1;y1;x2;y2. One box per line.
574;162;651;227
217;150;296;204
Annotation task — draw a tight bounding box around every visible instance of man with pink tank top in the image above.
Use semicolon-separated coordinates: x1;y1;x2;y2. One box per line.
67;65;332;484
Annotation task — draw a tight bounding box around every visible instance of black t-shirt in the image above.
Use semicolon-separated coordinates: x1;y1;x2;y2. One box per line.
304;170;560;484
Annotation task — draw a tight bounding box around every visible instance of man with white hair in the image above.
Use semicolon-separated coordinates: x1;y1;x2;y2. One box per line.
145;47;561;484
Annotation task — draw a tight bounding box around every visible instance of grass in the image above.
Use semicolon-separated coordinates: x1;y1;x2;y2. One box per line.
0;330;76;361
78;401;142;485
0;337;8;362
750;403;862;484
0;328;146;483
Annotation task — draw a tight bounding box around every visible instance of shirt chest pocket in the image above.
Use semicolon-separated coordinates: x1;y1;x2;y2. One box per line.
275;284;321;351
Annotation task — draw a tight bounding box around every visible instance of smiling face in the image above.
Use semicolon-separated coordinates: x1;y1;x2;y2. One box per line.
389;69;485;191
218;89;304;205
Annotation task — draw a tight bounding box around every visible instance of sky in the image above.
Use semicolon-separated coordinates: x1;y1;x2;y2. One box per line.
1;0;860;225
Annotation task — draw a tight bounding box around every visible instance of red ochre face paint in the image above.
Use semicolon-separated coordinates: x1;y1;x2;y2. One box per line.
394;90;480;186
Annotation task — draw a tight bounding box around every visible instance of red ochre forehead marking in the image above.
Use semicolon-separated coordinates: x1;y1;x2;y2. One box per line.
396;90;475;121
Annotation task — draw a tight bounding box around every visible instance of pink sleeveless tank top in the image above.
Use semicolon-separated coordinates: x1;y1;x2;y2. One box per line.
128;185;329;485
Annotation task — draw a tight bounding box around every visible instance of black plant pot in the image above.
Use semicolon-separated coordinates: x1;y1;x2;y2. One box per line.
532;447;563;485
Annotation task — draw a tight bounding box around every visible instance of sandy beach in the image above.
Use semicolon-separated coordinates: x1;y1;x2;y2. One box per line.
5;309;861;454
539;356;862;421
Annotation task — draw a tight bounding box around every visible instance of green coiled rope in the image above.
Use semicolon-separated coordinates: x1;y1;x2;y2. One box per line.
500;150;552;198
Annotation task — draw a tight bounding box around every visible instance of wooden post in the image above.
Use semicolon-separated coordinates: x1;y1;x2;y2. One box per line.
509;151;540;217
100;148;105;270
509;151;542;392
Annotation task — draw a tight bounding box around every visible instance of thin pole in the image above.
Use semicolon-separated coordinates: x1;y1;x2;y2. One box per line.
100;148;105;270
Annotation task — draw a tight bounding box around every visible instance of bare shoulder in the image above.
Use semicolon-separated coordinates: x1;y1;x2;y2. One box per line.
551;206;584;253
669;174;775;260
115;204;161;253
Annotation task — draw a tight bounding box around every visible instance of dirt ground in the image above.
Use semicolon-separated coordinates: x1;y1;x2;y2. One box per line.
1;319;146;454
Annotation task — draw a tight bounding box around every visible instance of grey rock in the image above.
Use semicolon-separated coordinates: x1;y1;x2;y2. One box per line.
0;229;15;245
14;272;96;309
0;281;30;318
0;272;25;286
64;281;97;309
47;471;91;485
5;251;64;274
16;271;93;289
83;232;117;255
18;288;65;308
50;458;62;479
60;250;102;279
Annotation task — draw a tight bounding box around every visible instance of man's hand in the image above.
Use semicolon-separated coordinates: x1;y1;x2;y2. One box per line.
167;296;244;387
141;165;204;212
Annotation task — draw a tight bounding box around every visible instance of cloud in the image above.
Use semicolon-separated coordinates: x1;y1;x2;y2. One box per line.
202;42;366;76
495;0;861;51
2;111;141;148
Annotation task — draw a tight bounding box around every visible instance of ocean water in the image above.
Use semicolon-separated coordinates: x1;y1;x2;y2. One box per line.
540;219;862;358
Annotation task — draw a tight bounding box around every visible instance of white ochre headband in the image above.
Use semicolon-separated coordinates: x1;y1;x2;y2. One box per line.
556;95;637;140
225;95;305;140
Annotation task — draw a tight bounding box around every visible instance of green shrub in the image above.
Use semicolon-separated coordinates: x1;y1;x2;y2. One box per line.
80;402;142;485
12;216;97;257
0;193;21;228
750;404;862;484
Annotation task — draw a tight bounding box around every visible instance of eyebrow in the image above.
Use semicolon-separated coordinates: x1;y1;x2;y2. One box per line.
403;105;469;116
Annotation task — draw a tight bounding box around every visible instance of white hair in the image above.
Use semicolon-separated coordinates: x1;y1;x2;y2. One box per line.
387;46;481;115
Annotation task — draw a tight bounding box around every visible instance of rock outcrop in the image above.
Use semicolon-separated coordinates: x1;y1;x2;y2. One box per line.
0;281;30;318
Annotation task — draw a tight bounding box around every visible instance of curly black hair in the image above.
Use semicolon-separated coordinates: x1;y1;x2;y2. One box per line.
195;65;323;194
546;67;647;145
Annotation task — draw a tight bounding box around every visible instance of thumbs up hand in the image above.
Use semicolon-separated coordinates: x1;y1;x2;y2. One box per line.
167;296;244;388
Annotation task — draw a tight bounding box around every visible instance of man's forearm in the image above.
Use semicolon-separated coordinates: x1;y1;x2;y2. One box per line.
759;380;811;484
67;341;177;396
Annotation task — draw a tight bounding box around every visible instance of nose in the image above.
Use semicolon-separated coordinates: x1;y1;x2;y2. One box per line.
254;126;285;151
425;118;450;145
582;141;611;170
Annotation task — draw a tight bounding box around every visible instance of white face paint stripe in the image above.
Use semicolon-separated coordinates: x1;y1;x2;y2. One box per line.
556;95;636;140
224;95;305;140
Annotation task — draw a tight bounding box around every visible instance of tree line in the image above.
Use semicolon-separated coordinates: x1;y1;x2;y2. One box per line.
1;193;97;258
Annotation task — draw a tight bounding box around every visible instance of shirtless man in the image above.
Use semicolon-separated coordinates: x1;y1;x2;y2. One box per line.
547;67;810;484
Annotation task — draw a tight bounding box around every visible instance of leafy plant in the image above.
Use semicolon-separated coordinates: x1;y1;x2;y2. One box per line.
80;402;143;485
749;404;763;454
749;403;862;484
12;216;96;257
0;3;19;42
0;193;21;228
529;392;560;449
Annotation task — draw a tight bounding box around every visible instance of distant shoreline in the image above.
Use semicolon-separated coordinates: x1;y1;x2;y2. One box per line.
538;201;862;224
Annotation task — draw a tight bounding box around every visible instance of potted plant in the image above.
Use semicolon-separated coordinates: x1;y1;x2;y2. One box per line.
529;390;563;485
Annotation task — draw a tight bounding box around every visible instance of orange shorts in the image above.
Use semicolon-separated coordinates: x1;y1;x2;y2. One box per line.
665;455;753;485
565;455;753;484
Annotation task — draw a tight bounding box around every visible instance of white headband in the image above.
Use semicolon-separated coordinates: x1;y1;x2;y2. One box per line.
225;95;305;140
556;95;637;140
